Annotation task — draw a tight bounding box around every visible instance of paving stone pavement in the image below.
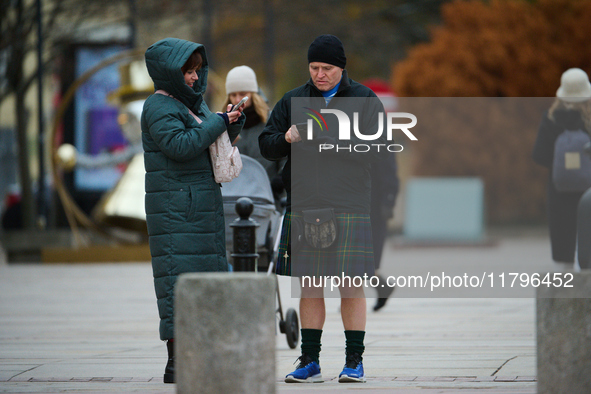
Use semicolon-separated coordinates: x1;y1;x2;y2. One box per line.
0;231;568;393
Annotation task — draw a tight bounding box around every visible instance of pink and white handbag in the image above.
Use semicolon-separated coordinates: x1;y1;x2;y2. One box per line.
155;90;242;183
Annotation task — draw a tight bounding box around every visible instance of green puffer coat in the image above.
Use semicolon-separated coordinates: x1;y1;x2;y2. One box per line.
141;38;244;340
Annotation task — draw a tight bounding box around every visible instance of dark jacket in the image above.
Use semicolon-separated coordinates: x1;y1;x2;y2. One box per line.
234;108;283;182
532;109;587;263
141;38;243;340
370;153;399;269
259;71;385;213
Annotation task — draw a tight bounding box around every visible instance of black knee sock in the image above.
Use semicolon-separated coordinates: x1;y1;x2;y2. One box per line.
344;330;365;356
300;328;322;362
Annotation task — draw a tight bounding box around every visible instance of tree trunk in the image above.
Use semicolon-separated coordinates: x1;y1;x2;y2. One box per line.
14;0;36;229
15;86;35;229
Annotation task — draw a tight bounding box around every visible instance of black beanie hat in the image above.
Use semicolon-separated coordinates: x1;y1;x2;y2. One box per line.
308;34;346;69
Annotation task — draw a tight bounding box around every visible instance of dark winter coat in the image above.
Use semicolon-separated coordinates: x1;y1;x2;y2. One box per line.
370;153;399;269
259;71;386;213
233;107;282;182
532;109;587;263
141;38;244;340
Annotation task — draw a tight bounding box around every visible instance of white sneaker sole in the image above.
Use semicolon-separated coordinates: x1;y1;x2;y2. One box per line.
338;374;366;383
285;373;323;383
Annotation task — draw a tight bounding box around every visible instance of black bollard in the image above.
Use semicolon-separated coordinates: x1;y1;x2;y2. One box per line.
231;197;259;272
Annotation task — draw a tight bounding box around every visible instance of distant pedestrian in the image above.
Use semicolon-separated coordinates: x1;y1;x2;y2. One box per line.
142;38;245;383
370;153;399;311
533;68;591;264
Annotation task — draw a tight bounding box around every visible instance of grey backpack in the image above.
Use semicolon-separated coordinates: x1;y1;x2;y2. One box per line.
552;129;591;192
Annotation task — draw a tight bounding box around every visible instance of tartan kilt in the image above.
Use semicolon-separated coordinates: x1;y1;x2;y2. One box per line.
275;211;375;277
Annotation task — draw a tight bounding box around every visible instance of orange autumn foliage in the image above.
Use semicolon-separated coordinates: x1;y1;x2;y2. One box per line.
392;0;591;223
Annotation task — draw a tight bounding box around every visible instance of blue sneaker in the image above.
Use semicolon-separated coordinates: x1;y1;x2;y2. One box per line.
285;354;323;383
338;353;365;383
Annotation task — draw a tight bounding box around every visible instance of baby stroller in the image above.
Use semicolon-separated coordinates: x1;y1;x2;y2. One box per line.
221;155;299;349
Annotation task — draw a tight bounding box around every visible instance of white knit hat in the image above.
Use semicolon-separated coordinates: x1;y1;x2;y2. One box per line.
556;68;591;102
225;66;258;95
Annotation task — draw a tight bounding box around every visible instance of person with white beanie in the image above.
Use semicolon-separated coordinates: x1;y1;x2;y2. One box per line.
533;67;591;265
223;66;284;195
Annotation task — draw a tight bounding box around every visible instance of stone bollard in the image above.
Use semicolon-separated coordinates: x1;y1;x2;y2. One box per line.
537;271;591;394
577;187;591;269
0;240;6;265
231;197;259;272
577;142;591;269
175;273;275;394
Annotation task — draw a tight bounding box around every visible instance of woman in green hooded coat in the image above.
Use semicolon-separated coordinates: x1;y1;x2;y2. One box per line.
141;38;244;383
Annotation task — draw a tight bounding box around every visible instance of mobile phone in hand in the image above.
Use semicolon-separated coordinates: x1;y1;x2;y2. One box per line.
229;96;248;112
295;123;307;134
295;122;315;140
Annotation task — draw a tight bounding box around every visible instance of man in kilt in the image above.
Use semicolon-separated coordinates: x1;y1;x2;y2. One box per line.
259;34;388;384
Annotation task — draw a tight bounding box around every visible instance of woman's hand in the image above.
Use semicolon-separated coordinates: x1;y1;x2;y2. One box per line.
226;104;243;124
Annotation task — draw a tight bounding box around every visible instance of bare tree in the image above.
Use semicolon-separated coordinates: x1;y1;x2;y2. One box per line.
0;0;127;228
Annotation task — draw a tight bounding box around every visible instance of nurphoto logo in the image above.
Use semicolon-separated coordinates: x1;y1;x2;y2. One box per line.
301;108;418;153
